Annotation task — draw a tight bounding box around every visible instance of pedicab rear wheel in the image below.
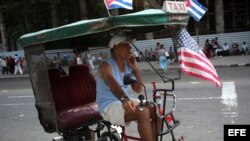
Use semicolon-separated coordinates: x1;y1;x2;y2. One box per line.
101;131;121;141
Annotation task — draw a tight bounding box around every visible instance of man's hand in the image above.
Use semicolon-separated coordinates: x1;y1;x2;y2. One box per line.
122;99;136;112
128;56;138;73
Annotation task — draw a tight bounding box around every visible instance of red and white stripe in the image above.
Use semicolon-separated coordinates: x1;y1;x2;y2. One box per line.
178;47;221;87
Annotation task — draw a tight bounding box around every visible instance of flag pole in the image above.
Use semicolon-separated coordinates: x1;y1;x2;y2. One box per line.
107;10;112;17
104;1;112;17
196;27;199;45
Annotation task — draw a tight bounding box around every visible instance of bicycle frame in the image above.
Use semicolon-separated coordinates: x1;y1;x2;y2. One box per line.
122;74;180;141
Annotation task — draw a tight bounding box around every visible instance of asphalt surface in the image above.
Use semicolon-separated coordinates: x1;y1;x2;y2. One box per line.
1;67;250;141
0;55;250;141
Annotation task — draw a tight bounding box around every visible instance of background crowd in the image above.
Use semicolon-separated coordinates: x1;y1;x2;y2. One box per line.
0;54;26;76
203;37;248;58
1;38;248;76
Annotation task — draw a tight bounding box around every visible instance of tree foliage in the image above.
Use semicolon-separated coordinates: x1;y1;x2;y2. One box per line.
1;0;51;50
0;0;163;51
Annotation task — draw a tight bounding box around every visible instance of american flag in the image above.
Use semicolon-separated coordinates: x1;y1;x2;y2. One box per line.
176;28;221;87
104;0;133;10
185;0;207;22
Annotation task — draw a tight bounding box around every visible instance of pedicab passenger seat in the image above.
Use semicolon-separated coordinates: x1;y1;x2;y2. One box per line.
48;65;102;131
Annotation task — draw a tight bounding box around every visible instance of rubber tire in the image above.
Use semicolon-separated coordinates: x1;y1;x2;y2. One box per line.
100;131;121;141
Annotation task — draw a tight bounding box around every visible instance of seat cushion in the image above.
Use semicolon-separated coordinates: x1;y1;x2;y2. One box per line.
57;102;102;130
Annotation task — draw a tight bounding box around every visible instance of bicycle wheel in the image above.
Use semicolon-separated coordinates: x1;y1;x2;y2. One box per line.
100;131;121;141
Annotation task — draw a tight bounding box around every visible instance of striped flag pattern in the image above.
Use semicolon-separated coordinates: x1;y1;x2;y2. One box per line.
176;28;221;87
185;0;207;21
104;0;133;10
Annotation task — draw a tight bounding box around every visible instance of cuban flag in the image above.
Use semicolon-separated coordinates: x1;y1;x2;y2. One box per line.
185;0;207;22
104;0;133;10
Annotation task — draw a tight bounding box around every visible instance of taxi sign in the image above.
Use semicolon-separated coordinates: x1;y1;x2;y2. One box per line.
162;1;188;13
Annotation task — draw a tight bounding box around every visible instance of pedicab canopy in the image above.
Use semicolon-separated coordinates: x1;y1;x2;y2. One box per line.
18;8;189;133
18;9;189;50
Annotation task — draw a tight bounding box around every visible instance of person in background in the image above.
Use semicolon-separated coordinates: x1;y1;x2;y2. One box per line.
212;37;221;57
134;50;140;62
51;56;60;69
75;53;83;65
155;42;161;51
8;56;15;74
87;51;95;70
232;41;240;55
158;44;168;73
62;55;69;67
1;57;8;75
211;39;216;57
14;54;23;75
222;43;230;56
155;42;161;62
96;34;161;141
73;47;83;65
19;57;24;69
204;39;212;58
241;41;248;55
168;46;175;64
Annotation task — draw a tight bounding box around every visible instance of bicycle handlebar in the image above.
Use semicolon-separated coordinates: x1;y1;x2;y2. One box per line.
160;69;181;91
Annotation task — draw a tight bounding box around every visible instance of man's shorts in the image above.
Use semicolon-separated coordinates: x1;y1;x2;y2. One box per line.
101;99;139;126
101;101;126;126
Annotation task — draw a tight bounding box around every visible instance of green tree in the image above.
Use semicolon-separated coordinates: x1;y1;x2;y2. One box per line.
49;0;60;27
0;6;9;51
0;0;165;51
0;0;52;50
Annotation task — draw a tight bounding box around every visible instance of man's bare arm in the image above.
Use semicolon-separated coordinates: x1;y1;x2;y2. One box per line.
98;62;127;100
99;62;136;111
128;56;143;93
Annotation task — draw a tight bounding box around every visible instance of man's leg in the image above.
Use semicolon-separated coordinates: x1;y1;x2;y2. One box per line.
18;67;23;74
125;107;156;141
90;61;95;70
103;101;161;141
14;66;18;75
148;104;162;138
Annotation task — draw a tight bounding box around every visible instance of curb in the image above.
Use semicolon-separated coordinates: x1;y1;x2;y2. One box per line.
244;63;250;67
214;63;250;68
139;63;250;72
0;74;30;79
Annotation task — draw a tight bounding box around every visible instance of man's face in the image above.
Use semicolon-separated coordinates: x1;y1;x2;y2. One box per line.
115;42;132;59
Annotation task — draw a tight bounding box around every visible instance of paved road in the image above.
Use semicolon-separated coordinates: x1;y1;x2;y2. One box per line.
1;67;250;141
